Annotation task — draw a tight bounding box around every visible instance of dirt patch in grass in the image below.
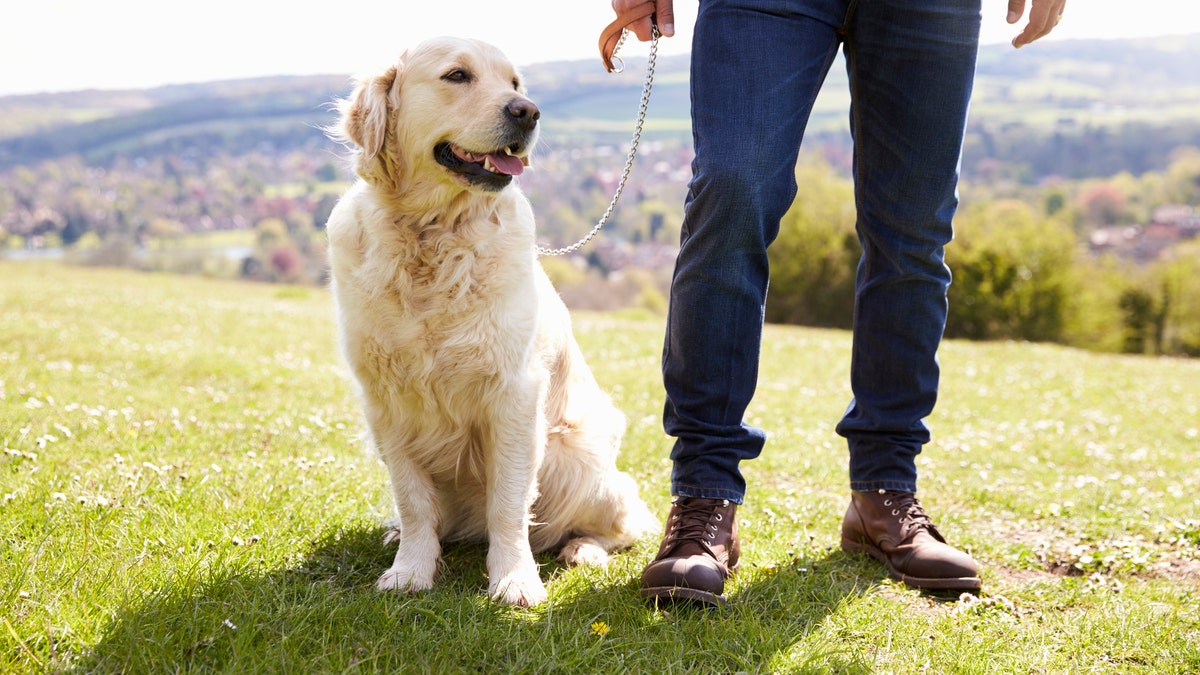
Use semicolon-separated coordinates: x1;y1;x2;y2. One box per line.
982;521;1200;587
1146;557;1200;582
987;565;1061;586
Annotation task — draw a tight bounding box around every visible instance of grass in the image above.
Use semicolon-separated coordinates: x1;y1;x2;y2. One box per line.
2;262;1198;673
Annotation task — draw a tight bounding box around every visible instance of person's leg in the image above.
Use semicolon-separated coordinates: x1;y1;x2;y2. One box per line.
646;0;850;605
838;0;981;492
664;0;847;504
836;0;983;590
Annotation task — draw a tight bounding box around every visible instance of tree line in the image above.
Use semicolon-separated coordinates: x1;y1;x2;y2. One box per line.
2;136;1199;356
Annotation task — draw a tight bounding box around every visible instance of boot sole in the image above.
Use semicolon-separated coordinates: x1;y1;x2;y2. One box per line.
841;536;982;592
641;585;727;607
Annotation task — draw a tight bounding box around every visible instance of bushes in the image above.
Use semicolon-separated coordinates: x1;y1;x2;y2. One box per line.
762;158;1200;355
766;161;1080;344
1115;242;1200;356
1160;243;1200;356
944;200;1079;343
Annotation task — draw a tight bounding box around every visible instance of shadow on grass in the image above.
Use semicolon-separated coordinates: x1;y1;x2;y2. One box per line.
75;523;886;673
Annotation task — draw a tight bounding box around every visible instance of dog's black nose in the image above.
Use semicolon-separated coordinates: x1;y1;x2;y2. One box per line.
506;98;540;132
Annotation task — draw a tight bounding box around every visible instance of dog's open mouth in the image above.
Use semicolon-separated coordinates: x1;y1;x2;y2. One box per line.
435;142;529;191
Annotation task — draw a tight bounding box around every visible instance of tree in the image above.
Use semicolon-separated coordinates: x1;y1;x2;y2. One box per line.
1062;254;1128;353
314;161;339;182
255;218;288;251
312;194;339;230
60;213;88;246
1118;287;1156;354
269;245;304;282
1078;181;1128;226
1159;240;1200;356
1163;146;1200;205
946;200;1080;343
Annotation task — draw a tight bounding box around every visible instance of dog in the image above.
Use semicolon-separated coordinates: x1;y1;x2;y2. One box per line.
323;36;658;607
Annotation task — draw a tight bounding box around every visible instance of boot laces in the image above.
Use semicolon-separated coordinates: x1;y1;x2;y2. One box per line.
667;498;728;546
881;492;937;539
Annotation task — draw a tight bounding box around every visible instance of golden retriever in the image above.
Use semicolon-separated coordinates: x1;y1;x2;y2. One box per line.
324;36;658;607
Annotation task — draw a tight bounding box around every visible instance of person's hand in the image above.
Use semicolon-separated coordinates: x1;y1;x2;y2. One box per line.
612;0;675;41
1008;0;1066;48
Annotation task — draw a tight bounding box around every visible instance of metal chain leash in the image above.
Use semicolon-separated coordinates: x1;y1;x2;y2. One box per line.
536;27;659;257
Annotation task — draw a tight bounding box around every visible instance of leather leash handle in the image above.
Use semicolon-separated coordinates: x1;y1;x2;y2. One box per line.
599;1;657;72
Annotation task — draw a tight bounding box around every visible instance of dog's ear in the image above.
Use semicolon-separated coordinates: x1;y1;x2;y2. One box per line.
342;64;399;158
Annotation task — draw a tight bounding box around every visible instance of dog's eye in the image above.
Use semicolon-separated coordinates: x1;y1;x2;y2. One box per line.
442;69;471;84
512;78;520;91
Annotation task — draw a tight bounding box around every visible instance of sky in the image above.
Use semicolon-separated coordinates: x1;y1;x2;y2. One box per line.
2;0;1198;97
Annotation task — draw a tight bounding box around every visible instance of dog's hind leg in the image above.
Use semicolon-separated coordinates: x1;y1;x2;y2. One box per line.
560;469;660;567
557;536;611;566
376;446;443;594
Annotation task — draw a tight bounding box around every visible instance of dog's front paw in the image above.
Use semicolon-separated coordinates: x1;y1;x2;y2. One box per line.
489;566;548;607
376;563;436;594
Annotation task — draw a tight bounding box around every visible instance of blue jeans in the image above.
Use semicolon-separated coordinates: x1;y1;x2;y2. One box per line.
663;0;982;502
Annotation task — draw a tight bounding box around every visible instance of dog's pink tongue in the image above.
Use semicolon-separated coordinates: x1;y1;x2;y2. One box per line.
487;152;525;176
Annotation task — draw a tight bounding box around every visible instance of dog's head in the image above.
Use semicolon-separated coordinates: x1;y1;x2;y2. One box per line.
333;36;540;199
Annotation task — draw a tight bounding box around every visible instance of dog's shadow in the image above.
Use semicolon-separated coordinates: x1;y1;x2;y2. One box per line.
75;522;893;673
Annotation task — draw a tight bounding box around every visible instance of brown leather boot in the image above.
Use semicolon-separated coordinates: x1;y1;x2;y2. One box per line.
640;497;739;606
841;489;981;591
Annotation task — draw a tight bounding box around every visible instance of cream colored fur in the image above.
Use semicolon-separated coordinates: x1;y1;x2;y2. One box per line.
324;36;657;607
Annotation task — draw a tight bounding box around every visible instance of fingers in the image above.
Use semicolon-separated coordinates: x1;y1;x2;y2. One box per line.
611;0;674;41
1006;0;1027;24
631;16;656;42
656;0;676;38
1011;0;1066;48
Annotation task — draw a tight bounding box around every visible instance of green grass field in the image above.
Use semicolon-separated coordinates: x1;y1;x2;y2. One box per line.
2;262;1198;673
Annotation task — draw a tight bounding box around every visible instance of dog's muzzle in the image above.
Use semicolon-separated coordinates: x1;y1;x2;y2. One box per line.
435;98;540;192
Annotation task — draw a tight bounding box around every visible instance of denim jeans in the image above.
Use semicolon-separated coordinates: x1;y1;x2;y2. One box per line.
663;0;982;502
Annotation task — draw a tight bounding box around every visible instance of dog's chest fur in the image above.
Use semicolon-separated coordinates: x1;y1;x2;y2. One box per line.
330;187;542;416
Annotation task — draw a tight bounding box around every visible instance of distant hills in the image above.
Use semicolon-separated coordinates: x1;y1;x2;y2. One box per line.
0;76;351;167
2;34;1199;179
